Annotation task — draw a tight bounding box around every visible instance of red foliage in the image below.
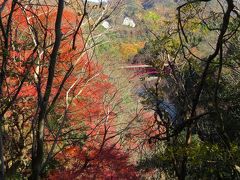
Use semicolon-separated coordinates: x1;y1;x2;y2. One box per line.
49;146;138;180
1;3;138;178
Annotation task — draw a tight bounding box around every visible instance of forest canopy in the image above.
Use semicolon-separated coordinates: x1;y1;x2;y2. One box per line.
0;0;240;179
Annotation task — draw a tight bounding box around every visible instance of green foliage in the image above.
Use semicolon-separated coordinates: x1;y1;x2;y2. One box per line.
143;11;160;22
138;135;240;179
134;1;240;179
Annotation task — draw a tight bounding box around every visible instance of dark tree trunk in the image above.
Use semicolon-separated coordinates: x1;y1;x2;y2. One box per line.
31;1;64;179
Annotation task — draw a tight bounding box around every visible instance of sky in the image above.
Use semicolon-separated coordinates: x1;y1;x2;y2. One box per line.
87;0;108;3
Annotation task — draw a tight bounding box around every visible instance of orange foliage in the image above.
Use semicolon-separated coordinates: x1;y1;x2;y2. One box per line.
120;42;145;60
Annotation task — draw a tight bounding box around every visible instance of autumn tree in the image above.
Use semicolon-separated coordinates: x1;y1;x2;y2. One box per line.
133;0;240;179
0;0;126;179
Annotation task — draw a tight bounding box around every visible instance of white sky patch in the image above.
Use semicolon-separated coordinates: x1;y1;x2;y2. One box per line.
87;0;107;3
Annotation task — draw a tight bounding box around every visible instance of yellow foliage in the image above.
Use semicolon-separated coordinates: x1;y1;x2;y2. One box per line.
120;42;145;60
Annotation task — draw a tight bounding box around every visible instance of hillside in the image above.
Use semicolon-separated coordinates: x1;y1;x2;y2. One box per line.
1;0;240;179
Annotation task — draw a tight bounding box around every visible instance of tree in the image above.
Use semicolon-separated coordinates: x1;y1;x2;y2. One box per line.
134;0;240;179
0;0;123;179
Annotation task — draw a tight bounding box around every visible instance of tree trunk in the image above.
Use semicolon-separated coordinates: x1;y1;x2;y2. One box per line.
31;108;46;180
0;122;4;180
31;0;64;179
